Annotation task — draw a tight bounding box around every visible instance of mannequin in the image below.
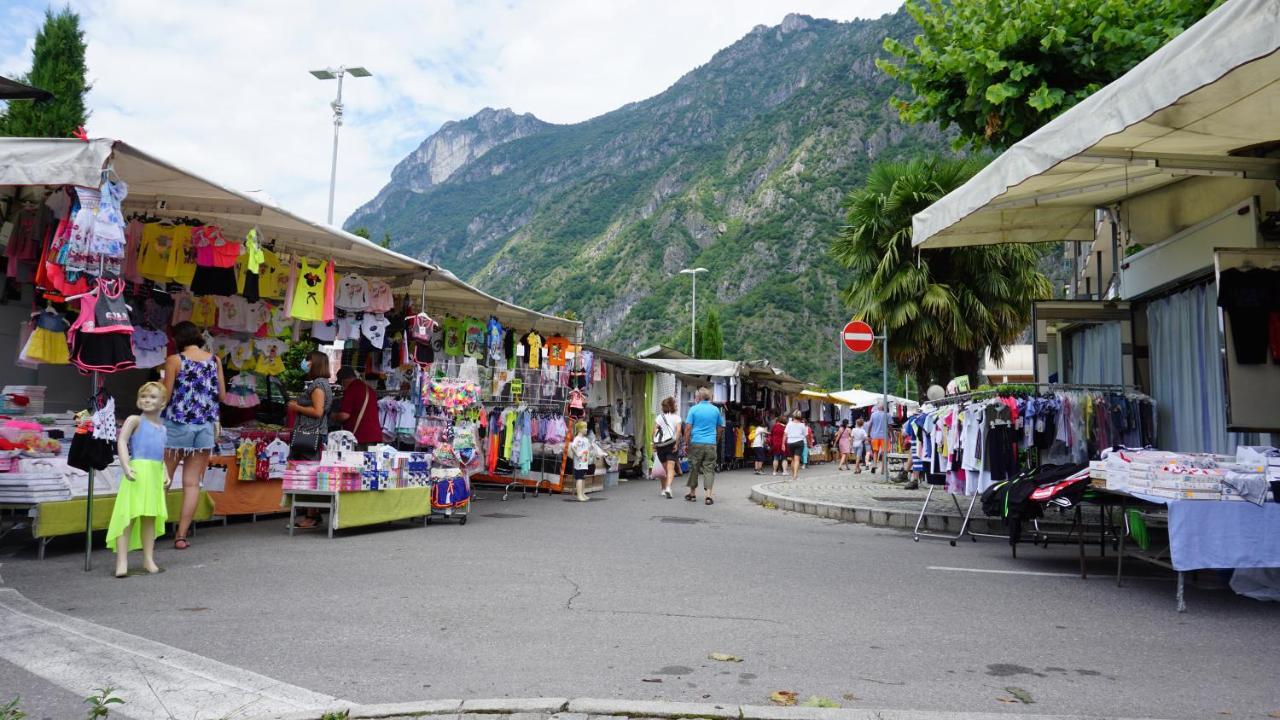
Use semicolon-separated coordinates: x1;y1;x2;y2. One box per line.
108;382;170;577
569;421;591;502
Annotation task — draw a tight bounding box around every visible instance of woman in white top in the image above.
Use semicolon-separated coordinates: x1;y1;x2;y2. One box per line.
751;422;768;475
851;418;869;473
784;411;807;481
652;396;683;498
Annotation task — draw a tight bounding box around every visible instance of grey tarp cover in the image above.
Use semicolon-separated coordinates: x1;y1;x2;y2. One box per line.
912;0;1280;249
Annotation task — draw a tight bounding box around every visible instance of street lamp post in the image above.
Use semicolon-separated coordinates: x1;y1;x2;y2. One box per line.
680;267;707;357
310;65;372;226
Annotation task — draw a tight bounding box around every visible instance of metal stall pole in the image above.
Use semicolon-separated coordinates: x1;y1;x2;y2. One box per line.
84;372;99;571
881;321;889;479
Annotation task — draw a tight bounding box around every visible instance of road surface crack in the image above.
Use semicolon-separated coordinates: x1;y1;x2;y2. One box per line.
562;573;582;610
583;608;782;625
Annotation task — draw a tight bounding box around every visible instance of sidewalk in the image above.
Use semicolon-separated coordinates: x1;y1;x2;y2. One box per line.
747;462;1007;535
251;696;1173;720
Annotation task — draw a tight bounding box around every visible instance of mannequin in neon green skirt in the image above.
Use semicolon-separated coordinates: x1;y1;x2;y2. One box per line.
108;381;169;578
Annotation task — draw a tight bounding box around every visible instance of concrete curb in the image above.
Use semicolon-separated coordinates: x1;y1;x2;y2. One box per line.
749;481;1010;535
244;697;1172;720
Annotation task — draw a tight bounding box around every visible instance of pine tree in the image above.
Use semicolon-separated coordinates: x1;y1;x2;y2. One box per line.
0;7;91;138
697;309;724;360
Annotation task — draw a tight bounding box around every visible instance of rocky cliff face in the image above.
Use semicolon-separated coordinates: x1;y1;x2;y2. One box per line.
347;9;943;388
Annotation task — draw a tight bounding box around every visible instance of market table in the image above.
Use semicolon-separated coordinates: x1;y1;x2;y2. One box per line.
30;490;214;559
206;455;285;517
1096;488;1280;611
283;487;432;539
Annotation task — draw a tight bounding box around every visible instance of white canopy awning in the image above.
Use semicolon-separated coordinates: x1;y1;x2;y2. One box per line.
912;0;1280;249
638;358;741;378
829;389;919;410
0;137;580;337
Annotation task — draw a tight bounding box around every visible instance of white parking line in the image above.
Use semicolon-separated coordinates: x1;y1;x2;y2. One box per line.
928;566;1080;578
0;588;339;719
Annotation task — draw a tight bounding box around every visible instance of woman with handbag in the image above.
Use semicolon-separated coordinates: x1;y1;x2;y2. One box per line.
652;396;682;499
162;322;226;550
332;367;380;447
288;350;332;528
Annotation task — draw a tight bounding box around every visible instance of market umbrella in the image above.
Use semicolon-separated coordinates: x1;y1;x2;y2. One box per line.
0;75;53;102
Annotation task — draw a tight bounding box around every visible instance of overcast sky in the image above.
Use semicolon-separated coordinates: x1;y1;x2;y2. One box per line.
2;1;902;226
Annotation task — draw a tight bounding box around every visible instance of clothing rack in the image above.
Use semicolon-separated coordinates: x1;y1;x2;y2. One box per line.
911;382;1149;550
924;382;1140;408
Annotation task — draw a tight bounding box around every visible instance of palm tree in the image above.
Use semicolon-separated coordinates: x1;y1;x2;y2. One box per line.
832;157;1050;391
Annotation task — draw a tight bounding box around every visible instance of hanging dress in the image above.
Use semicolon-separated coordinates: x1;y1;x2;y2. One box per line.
67;278;136;375
105;418;169;551
290;257;327;321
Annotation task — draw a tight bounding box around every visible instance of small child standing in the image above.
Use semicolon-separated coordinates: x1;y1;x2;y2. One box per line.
108;382;170;578
569;421;591;502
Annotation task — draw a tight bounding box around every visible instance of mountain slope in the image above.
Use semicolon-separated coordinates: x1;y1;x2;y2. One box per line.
348;10;944;389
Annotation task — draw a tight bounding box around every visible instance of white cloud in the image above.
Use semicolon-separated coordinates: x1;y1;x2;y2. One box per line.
3;0;902;226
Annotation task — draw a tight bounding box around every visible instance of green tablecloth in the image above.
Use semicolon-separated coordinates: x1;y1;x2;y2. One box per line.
33;491;214;539
334;486;432;529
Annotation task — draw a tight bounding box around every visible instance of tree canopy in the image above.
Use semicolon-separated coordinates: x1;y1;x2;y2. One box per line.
832;157;1050;388
696;308;724;360
878;0;1223;150
0;7;90;138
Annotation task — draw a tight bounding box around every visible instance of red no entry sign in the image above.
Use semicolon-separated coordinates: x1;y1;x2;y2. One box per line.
842;320;874;353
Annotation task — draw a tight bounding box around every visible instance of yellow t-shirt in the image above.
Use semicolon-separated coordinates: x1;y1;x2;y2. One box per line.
258;249;284;300
138;224;175;284
190;296;217;327
166;225;196;286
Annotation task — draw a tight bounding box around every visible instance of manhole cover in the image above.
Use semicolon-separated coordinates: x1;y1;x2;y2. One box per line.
653;516;703;524
481;513;527;519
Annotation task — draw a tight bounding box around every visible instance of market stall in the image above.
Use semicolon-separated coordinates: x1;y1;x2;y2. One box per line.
906;0;1280;604
0;137;581;548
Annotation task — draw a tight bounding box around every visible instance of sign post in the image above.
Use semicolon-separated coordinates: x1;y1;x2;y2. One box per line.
841;319;889;477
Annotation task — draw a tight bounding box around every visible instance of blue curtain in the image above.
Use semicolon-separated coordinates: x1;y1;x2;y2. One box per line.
1146;283;1237;453
1068;322;1122;385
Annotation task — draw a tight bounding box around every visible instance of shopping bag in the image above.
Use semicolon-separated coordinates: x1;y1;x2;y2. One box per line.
650;459;666;481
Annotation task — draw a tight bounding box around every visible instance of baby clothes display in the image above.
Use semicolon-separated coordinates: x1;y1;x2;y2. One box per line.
20;308;70;365
130;328;168;369
67;278;136;375
225;374;260;408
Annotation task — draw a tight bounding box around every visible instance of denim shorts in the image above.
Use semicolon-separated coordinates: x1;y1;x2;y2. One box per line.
164;419;216;451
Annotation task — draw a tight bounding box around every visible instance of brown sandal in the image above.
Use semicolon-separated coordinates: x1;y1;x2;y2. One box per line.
174;537;189;550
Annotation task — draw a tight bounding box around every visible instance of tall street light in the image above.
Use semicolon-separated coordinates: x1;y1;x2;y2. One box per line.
310;65;372;226
680;267;708;358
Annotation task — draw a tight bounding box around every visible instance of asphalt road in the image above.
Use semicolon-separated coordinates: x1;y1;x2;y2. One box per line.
2;468;1278;719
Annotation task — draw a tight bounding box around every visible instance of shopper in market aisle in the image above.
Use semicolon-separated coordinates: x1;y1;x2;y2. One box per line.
652;396;682;498
868;401;889;472
751;418;768;475
680;386;723;504
161;321;226;551
784;411;807;481
768;415;786;475
288;350;333;528
851;418;868;473
834;419;852;470
332;367;381;448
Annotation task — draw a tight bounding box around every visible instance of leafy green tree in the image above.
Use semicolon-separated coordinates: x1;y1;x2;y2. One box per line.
351;227;371;239
0;7;90;138
879;0;1222;149
697;308;724;360
832;157;1051;389
380;231;392;249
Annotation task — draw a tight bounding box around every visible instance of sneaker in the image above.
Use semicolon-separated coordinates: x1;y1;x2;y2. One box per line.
662;488;673;498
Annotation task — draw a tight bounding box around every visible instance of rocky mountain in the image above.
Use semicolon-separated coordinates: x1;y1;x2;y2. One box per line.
348;9;945;389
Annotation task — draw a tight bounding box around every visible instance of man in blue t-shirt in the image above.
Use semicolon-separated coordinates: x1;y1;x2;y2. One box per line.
681;387;724;504
868;402;889;469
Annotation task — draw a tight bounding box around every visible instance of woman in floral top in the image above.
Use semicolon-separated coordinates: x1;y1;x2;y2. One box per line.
162;321;226;549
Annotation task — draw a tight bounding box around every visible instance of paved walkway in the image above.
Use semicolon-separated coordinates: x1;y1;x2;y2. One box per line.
747;462;1012;535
